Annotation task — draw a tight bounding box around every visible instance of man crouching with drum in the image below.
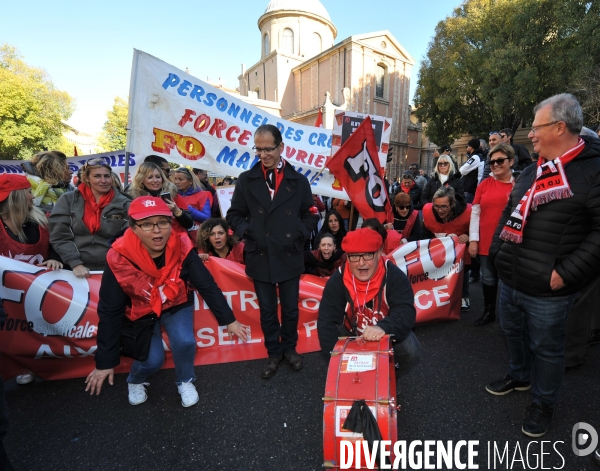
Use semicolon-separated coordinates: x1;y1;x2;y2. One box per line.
85;196;248;407
317;228;421;376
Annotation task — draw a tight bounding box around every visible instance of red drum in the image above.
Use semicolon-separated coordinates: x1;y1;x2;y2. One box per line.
323;336;397;470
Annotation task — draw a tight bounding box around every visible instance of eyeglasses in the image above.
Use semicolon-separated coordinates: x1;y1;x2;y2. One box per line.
433;204;450;211
530;121;560;134
395;205;410;210
136;220;172;231
489;131;500;136
83;158;109;169
347;252;376;262
438;162;450;167
490;157;509;166
499;134;507;139
252;145;279;154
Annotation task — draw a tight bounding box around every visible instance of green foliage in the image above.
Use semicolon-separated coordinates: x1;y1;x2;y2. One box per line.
0;44;75;160
98;96;128;151
414;0;600;145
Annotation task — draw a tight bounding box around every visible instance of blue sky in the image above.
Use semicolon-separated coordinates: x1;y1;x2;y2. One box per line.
2;0;461;135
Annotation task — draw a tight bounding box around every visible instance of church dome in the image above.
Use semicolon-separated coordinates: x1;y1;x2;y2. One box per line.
263;0;332;23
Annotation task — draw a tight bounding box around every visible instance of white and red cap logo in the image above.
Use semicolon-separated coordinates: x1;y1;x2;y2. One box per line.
128;196;173;220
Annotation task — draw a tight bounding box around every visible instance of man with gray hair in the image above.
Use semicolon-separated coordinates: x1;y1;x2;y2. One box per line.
487;93;600;437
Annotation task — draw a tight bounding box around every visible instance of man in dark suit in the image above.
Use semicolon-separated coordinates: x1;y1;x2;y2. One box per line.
227;125;318;378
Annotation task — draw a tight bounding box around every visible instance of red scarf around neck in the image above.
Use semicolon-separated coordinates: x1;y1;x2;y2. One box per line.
401;181;414;193
500;138;585;243
342;257;385;309
111;229;186;315
79;184;115;234
261;159;286;198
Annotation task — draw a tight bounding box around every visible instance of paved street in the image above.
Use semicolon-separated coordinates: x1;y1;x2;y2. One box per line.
4;282;599;470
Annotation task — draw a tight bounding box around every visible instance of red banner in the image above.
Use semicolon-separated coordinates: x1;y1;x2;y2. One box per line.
325;116;393;224
0;238;464;380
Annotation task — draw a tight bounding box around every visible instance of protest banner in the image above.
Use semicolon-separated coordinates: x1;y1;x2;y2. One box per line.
126;50;347;198
0;238;463;380
215;186;235;218
0;151;137;186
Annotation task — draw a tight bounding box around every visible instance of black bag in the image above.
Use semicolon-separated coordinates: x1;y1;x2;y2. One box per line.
120;314;158;361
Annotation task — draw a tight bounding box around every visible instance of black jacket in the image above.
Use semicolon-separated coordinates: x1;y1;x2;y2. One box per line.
392;203;423;242
226;161;318;283
317;261;416;354
420;172;464;206
490;137;600;297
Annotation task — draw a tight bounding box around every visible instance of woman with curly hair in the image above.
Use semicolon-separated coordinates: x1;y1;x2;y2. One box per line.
197;218;245;264
128;162;193;233
22;150;73;213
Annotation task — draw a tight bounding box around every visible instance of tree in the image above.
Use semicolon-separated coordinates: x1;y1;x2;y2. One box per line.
0;44;75;160
98;96;128;151
414;0;600;145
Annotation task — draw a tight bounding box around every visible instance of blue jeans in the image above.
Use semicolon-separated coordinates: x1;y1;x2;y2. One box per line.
479;255;498;286
498;282;579;407
127;305;196;385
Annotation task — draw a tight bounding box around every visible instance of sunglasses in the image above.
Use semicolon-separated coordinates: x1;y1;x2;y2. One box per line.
438;162;450;167
490;157;509;166
83;158;110;170
489;131;500;136
395;205;410;210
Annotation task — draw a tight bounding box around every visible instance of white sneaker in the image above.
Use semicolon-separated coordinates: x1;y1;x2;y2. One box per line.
128;382;149;405
461;298;470;311
177;381;199;407
16;374;34;385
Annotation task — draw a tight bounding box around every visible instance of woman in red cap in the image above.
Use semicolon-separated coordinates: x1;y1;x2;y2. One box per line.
0;174;63;385
49;158;131;278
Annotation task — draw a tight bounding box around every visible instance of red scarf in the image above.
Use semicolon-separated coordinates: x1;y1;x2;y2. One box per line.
401;181;414;193
261;159;286;199
342;257;385;308
500;139;585;243
111;229;187;315
79;184;115;234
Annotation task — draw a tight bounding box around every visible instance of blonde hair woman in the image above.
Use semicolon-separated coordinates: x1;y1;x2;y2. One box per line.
420;154;464;205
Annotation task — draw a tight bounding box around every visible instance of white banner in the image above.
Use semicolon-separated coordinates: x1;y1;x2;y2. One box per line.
126;50;348;198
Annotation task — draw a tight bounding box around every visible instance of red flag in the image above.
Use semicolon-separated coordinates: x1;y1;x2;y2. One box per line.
326;116;393;224
73;146;78;157
315;107;323;128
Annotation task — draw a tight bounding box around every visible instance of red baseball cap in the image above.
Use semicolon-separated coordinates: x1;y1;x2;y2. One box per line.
342;228;383;253
0;175;31;203
128;196;173;220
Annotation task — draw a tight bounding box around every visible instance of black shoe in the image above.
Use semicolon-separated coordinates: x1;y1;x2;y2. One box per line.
522;403;553;438
485;374;531;396
474;306;496;326
284;351;304;371
593;448;600;466
261;356;283;379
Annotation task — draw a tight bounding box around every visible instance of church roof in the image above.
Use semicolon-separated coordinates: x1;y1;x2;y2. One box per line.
263;0;332;22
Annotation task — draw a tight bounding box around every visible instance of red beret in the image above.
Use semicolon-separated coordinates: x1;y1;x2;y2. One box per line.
342;228;383;254
128;196;173;220
0;175;31;203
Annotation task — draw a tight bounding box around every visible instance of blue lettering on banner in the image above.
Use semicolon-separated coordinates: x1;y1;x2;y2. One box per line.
308;133;318;145
294;130;304;142
236;152;252;169
240;109;253;124
227;103;241;118
252;114;263;127
0;165;24;174
216;146;238;166
216;98;228;112
162;73;180;90
204;93;217;107
190;85;205;102
177;80;192;96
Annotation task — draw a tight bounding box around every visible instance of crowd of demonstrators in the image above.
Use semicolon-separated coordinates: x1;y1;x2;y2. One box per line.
422;186;472;310
173;167;212;241
49;158;130;277
317;228;421;377
303;232;346;277
459;139;485;204
468;143;515;326
487;93;600;438
317;209;347;248
227;124;319;379
21;151;74;213
128;162;193;234
85;197;249;407
408;163;428;189
197;218;245;264
421;154;464;206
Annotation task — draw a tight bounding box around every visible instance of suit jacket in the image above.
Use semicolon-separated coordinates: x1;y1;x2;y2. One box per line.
226;161;318;283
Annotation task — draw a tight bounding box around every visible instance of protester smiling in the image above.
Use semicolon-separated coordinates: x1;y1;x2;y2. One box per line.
85;196;249;407
304;232;346;277
197;218;245;264
422;186;472;311
420;154;464;206
128;162;193;233
173;167;212;241
22;150;73;213
387;192;423;245
317;210;347;248
49;158;131;278
468;143;515;326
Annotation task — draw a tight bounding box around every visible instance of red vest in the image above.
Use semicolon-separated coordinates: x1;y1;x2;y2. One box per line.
342;260;391;334
0;222;49;265
383;230;402;254
106;234;193;321
422;203;472;237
